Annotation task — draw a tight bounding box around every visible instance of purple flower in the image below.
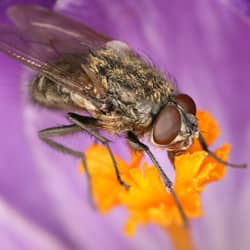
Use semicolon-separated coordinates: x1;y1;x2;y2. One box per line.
0;0;249;249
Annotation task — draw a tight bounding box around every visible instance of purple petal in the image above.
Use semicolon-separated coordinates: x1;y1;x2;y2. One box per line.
0;197;67;250
227;0;250;16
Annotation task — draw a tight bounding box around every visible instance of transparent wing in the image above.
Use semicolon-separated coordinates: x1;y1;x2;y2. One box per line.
0;4;111;95
7;5;110;47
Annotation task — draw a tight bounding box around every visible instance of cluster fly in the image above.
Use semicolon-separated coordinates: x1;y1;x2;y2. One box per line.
0;5;246;226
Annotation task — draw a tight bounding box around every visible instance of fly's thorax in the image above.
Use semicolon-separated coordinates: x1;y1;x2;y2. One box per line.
150;94;199;152
78;40;176;133
85;41;174;104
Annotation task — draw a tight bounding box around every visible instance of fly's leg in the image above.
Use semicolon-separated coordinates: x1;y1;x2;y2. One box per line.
198;133;247;168
39;124;95;207
127;131;188;227
68;113;130;190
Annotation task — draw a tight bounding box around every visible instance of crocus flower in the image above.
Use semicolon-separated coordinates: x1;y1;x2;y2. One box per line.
0;1;249;250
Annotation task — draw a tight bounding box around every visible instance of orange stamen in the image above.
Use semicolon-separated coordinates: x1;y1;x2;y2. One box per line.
79;111;231;249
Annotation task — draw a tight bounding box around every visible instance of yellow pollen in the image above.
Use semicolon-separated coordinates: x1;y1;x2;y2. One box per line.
79;110;230;249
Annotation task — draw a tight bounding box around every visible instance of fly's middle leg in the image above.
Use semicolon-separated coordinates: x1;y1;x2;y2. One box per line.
67;112;130;190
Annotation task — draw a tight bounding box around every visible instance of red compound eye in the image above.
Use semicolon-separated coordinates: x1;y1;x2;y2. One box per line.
153;106;181;146
175;94;196;115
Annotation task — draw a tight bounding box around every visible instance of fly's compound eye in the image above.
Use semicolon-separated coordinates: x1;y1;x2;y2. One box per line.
152;106;181;146
175;94;196;115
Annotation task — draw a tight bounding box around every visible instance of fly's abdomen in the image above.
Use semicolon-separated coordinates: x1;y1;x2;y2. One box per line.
31;74;79;110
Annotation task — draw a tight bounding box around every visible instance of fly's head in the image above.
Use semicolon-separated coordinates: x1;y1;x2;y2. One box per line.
151;94;199;152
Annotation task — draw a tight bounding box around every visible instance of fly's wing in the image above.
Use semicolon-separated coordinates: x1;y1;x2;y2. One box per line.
7;5;110;47
0;4;111;96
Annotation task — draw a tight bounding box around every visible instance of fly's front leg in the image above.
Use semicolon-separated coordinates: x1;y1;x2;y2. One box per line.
127;131;188;227
38;124;94;207
198;133;247;168
68;113;130;190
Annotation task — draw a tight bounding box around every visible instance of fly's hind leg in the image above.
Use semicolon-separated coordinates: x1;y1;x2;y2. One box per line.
38;124;95;207
67;112;130;190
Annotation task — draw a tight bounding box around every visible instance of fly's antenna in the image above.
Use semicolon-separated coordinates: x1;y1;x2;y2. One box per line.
198;133;247;168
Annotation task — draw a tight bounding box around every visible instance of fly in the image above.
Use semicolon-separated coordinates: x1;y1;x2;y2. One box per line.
0;4;246;227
